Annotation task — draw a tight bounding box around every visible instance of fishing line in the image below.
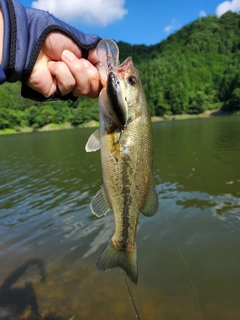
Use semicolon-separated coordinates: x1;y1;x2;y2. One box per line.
121;270;141;320
164;212;202;320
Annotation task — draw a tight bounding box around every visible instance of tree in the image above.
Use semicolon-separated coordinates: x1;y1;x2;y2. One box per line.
1;11;240;130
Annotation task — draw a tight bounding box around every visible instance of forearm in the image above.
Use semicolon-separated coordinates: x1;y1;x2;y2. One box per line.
0;8;3;65
0;0;100;100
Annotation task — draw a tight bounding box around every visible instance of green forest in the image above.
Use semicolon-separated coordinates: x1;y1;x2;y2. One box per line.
0;11;240;131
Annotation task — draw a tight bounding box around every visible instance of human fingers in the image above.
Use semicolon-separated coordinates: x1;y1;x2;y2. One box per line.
27;50;57;97
61;50;101;98
48;61;76;96
88;48;99;65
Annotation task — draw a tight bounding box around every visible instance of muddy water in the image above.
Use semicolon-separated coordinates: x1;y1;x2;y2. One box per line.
0;116;240;320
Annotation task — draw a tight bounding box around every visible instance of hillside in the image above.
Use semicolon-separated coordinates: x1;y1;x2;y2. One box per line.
119;11;240;116
0;11;240;130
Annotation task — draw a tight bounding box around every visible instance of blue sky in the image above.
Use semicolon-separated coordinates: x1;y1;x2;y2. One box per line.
19;0;240;46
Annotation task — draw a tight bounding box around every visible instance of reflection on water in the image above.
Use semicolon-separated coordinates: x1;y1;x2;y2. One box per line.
0;116;240;319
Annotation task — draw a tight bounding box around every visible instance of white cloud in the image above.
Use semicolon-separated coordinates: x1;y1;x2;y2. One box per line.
164;18;177;34
216;0;240;16
31;0;128;26
199;10;207;17
164;25;174;34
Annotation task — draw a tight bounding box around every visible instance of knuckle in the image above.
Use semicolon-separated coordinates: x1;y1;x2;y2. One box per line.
74;83;90;96
73;61;85;74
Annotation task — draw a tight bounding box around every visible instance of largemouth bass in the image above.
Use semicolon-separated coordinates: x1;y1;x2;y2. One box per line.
86;39;158;284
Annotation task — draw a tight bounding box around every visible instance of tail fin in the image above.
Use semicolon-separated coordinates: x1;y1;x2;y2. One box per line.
96;239;138;284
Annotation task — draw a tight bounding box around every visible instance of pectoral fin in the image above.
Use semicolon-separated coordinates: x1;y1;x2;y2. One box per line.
141;177;159;217
90;187;111;217
85;129;100;152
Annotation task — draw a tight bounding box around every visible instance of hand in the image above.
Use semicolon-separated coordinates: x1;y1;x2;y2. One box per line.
27;31;101;98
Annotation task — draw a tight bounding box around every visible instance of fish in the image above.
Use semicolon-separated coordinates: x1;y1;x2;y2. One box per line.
85;39;158;284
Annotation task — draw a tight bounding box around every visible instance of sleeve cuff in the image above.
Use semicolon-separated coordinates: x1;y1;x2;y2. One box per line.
0;65;6;83
0;0;28;82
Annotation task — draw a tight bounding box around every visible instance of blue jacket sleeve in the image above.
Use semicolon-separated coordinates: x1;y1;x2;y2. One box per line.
0;0;101;101
0;66;6;83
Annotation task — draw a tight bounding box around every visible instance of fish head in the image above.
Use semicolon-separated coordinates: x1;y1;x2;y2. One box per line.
106;57;143;129
118;57;143;123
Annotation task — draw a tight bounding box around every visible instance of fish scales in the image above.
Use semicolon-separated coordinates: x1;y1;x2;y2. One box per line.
85;39;158;284
102;119;152;241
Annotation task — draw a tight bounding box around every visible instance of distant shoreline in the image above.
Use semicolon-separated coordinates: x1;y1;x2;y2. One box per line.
151;109;234;122
0;121;99;136
0;109;236;135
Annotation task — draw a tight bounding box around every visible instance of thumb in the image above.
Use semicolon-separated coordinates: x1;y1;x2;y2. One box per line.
61;50;78;62
61;49;91;68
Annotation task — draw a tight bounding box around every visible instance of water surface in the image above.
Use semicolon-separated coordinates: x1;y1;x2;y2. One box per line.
0;116;240;320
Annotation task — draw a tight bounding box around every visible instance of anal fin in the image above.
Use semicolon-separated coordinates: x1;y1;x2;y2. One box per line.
90;187;111;217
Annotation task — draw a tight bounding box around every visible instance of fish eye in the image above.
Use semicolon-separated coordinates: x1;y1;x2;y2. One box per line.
128;76;137;86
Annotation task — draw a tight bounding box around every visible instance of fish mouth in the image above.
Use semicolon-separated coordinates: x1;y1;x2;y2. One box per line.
107;71;128;128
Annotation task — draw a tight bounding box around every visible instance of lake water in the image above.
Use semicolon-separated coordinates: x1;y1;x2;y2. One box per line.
0;116;240;320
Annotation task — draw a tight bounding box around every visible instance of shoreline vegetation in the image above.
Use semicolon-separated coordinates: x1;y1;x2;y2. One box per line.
0;109;237;135
1;12;240;134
